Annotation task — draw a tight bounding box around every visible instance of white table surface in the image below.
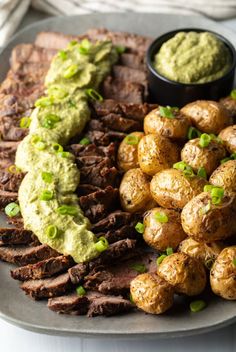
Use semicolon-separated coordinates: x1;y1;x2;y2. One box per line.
0;8;236;352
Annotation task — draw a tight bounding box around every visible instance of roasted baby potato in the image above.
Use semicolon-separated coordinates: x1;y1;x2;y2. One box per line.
209;160;236;195
157;253;207;296
181;138;226;176
130;273;174;314
220;96;236;120
181;100;232;134
150;168;207;209
144;107;190;140
119;168;156;213
117;132;144;171
218;125;236;153
210;246;236;300
178;238;224;269
138;134;179;176
143;207;186;251
181;192;236;242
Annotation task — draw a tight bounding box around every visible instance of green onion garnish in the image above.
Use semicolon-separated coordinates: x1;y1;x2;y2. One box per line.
130;263;147;273
69;40;78;46
40;190;54;201
129;293;135;304
46;225;59;239
42;114;61;129
7;164;21;174
135;222;145;234
78;39;91;55
159;106;177;119
211;187;224;199
190;300;206;313
173;161;194;177
5;202;20;217
31;136;46;150
220;157;231;164
79;137;91;145
200;200;211;215
232;258;236;267
68;99;77;108
20;117;31;128
59;50;67;60
209;134;222;144
166;247;173;256
48;86;68;100
57;205;78;216
35;96;53;107
154;211;168;223
230;89;236;100
187;126;201;140
156;254;167;265
124;134;140;145
115;45;126;54
76;285;86;296
52;143;64;153
199;133;211;148
197;167;207;179
85;88;103;102
41;172;53;183
58;151;71;158
63;64;79;79
95;236;109;252
204;185;214;193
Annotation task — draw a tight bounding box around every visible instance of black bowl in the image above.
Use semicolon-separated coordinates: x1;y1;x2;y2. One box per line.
147;28;236;107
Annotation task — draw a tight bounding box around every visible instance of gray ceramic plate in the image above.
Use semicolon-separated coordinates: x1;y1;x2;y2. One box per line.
0;13;235;338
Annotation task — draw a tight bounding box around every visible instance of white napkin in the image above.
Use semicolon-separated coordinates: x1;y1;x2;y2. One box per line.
0;0;236;47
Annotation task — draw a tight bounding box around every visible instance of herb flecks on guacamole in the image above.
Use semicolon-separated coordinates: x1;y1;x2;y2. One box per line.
154;32;232;84
15;40;118;263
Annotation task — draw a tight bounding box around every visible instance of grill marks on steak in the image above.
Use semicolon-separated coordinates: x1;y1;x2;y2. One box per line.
0;228;37;246
102;76;144;103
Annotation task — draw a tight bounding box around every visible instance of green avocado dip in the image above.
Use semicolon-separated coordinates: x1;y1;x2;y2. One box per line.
154;31;232;84
15;39;118;263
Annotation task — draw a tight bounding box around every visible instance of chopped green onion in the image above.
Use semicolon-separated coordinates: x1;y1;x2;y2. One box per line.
39;190;54;201
220;157;231;164
135;222;145;234
124;134;140;145
199;133;211;148
35;96;53;107
5;202;20;217
48;86;68;100
197;167;207;179
95;236;109;252
204;185;214;193
166;247;173;256
211;196;222;205
79;137;91;145
115;45;126;54
42;114;61;129
232;258;236;267
31;136;46;150
68;99;77;108
154;211;168;223
156;254;167;265
59;50;67;60
187;126;201;140
63;64;79;79
129;293;135;304
85;88;103;101
173;161;194;177
7;164;21;174
209;134;222;144
205;258;214;269
76;285;86;296
190;300;206;313
46;225;59;239
230;89;236;100
69;40;78;47
78;39;91;54
20;117;31;128
57;205;78;216
159;106;176;119
52;143;63;153
200;200;211;215
41;172;53;183
130;263;147;273
211;187;224;199
58;151;71;158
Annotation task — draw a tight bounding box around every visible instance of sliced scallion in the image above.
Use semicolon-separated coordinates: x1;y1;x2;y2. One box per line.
135;222;145;234
154;211;168;223
20;117;31;128
40;190;54;201
190;300;206;313
79;137;90;145
156;254;167;265
7;164;21;174
85;88;103;102
124;134;140;145
166;247;173;256
187;126;201;140
57;151;71;158
41;172;53;183
95;236;109;252
199;133;211;148
35;96;53;107
57;205;78;216
232;258;236;267
76;285;86;296
46;225;59;239
5;202;20;217
230;89;236;100
59;50;67;60
63;64;79;79
159;106;176;119
197;167;207;179
130;263;147;273
52;143;64;153
115;45;126;54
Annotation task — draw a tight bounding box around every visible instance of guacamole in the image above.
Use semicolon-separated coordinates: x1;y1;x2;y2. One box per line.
154;32;232;84
15;39;118;263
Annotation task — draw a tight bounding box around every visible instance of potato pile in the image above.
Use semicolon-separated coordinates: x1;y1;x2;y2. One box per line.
118;98;236;315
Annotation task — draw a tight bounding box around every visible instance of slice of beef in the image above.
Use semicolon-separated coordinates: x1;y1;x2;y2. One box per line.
86;118;105;131
0;244;59;266
0;116;28;141
0;228;36;246
112;65;147;85
0;159;13;170
79;158;119;188
68;143;116;161
86;130;126;146
11;255;74;281
76;155;104;168
68;263;89;285
13;62;49;78
0;171;24;192
120;53;145;71
97;224;138;244
0;189;18;207
87;294;133;317
91;211;137;233
102;76;144;104
79;186;119;223
6;216;24;228
21;272;72;300
34;32;85;49
100;113;142;132
0;141;19;161
77;184;102;196
48;293;89;315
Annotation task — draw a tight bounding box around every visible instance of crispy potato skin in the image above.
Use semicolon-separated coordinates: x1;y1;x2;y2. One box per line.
178;238;224;268
144;108;190;140
220;97;236;120
181;100;232;134
209;160;236;195
218;125;236;153
117;132;144;172
138;134;179;176
181;192;236;242
143;207;187;251
150;168;207;209
130;273;174;314
181;138;226;176
119;168;156;213
210;246;236;300
157;253;207;296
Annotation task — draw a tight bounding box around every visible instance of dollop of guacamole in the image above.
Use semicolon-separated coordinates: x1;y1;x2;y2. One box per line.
154;32;232;84
15;40;118;263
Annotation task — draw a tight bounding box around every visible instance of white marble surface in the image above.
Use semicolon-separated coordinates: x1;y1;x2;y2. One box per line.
0;8;236;352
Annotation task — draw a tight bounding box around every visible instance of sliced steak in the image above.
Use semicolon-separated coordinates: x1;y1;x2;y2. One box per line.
0;141;19;161
0;189;18;207
11;255;74;281
77;184;102;196
100;113;142;132
79;186;119;223
86;130;126;146
0;116;28;141
120;53;145;70
97;224;138;244
35;32;84;49
21;272;72;300
0;171;24;192
68;143;116;161
48;293;89;315
87;294;133;317
0;244;59;266
0;228;36;246
112;65;147;85
91;211;137;233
